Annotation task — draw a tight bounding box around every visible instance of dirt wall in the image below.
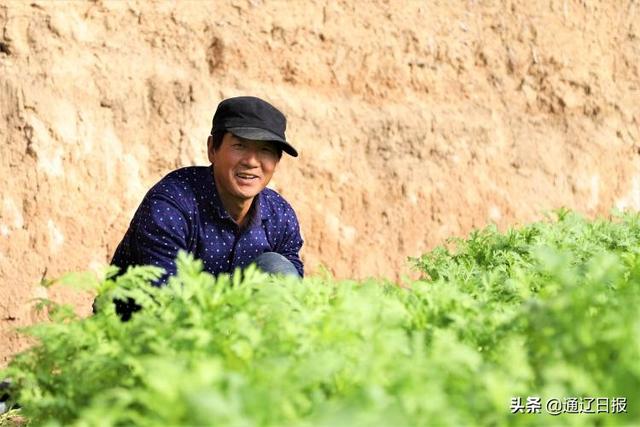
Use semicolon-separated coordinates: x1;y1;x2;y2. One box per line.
1;0;639;365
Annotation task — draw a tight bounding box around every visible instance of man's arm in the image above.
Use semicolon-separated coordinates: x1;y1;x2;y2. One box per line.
124;192;192;282
108;191;191;320
274;205;304;277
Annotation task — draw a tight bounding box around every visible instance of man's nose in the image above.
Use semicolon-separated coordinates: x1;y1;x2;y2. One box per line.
241;148;260;165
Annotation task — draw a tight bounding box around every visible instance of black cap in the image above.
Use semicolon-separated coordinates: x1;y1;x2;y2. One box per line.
211;96;298;157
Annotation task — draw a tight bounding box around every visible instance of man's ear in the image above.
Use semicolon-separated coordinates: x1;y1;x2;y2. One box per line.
207;135;215;164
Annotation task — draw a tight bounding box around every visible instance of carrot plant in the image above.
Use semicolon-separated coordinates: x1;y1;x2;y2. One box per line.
2;210;639;426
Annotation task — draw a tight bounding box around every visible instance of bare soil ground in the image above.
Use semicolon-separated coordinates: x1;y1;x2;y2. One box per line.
1;0;638;365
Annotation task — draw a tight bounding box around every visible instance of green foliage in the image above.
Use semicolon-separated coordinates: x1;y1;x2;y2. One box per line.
2;210;639;426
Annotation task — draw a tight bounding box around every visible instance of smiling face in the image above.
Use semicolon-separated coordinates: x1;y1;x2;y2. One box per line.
208;132;280;210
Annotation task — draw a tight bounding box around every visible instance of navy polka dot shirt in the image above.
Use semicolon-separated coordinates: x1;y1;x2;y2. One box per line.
111;166;304;283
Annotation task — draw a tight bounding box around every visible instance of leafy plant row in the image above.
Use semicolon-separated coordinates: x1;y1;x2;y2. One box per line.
2;209;639;426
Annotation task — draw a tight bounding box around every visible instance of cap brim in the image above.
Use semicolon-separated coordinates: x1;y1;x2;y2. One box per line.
228;127;298;157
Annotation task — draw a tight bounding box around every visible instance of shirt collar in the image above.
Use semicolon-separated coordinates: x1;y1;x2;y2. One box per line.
208;165;230;221
244;193;263;229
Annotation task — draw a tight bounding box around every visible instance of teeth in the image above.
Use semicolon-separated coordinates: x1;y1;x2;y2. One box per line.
237;174;256;179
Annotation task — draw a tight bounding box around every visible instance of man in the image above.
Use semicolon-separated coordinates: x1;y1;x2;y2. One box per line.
110;96;304;317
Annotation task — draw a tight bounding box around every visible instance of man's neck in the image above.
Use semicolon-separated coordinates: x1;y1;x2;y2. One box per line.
219;193;252;226
231;202;253;227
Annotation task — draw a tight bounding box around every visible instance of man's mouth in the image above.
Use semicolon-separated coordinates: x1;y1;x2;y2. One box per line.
236;172;259;182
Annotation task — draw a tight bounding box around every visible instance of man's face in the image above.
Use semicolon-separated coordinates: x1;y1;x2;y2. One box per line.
209;133;280;204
